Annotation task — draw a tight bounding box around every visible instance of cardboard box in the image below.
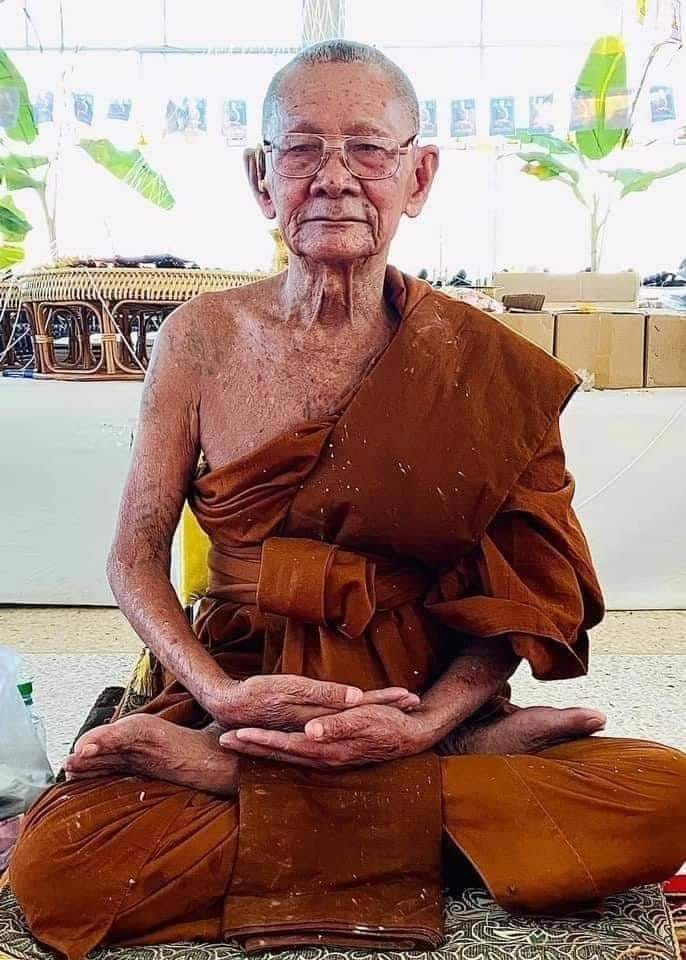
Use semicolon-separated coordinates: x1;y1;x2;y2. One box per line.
487;311;555;354
645;312;686;387
492;271;640;312
554;312;645;388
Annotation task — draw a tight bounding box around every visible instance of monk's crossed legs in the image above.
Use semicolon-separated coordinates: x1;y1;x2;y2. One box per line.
9;715;686;960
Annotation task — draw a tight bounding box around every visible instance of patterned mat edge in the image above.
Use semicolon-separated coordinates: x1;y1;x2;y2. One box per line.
0;882;682;960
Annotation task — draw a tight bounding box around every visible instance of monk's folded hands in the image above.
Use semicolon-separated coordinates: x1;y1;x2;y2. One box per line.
207;673;420;732
219;702;432;769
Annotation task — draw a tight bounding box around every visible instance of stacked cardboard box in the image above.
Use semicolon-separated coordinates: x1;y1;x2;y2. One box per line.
485;309;686;388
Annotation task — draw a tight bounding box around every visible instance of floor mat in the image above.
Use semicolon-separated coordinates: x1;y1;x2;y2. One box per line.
0;881;680;960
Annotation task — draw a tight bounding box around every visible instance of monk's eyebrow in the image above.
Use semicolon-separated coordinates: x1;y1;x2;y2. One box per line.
279;121;395;138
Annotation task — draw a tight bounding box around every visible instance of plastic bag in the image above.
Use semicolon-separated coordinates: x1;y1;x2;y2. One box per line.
0;647;54;820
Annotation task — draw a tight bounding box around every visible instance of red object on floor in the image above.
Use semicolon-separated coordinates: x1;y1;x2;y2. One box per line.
666;867;686;895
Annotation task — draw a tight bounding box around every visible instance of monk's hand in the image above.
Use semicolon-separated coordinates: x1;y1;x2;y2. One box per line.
219;703;431;768
207;675;420;733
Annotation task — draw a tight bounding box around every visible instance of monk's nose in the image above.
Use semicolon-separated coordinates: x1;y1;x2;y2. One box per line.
310;150;360;195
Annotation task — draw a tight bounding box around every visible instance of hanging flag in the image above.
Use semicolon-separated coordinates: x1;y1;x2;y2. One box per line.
107;98;132;121
222;99;247;144
419;100;437;137
0;88;19;129
166;97;206;135
450;99;476;137
489;96;515;136
73;93;94;125
650;84;676;121
529;94;554;133
637;0;649;23
32;91;53;124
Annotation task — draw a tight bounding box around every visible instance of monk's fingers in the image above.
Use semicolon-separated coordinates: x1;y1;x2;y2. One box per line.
359;688;421;710
221;728;350;763
303;710;372;742
284;677;365;709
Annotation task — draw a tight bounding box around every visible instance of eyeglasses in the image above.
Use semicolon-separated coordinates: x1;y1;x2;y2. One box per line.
262;132;418;181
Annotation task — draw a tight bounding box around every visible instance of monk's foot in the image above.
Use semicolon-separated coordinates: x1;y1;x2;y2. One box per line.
64;714;239;797
439;705;607;756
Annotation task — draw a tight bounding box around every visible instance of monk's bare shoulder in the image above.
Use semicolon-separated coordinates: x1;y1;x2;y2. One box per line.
155;273;281;383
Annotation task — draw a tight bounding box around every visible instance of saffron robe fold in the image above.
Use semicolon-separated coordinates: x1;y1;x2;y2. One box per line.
10;267;686;960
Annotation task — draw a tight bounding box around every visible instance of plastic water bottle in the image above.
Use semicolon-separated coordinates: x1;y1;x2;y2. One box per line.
17;678;48;754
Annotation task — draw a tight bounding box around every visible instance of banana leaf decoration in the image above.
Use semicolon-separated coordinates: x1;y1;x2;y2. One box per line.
0;194;31;241
79;139;175;210
0;50;38;145
573;35;628;160
0;153;49;191
602;162;686;197
0;243;24;268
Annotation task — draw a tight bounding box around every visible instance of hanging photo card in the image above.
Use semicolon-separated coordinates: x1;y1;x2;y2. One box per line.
604;87;631;129
166;97;207;135
451;98;476;137
107;98;133;121
222;99;247;144
73;93;94;126
529;94;554;133
419;99;437;137
570;90;596;130
32;91;54;125
650;84;676;121
0;88;20;129
671;0;683;41
489;96;515;136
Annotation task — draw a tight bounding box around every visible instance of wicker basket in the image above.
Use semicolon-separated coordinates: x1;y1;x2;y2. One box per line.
19;266;266;304
0;277;24;309
17;266;269;381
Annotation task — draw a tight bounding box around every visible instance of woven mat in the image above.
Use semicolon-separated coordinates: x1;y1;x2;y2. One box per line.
0;882;680;960
667;895;686;960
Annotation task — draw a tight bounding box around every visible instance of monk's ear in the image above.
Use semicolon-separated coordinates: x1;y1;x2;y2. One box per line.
243;146;276;219
403;144;440;219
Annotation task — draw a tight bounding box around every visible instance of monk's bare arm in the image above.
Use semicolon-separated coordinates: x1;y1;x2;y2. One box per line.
413;638;521;746
106;301;229;709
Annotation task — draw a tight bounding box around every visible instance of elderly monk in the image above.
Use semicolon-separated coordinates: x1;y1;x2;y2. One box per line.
10;39;686;959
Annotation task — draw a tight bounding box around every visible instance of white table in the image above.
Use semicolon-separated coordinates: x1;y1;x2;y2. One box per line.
1;379;685;608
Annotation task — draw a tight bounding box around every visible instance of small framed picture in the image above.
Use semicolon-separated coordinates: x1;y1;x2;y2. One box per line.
569;90;596;131
604;87;631;129
33;91;54;125
222;99;247;144
650;85;675;122
489;97;515;136
107;98;132;121
419;99;437;137
0;88;20;129
73;93;94;126
529;94;554;134
166;97;207;135
451;99;476;138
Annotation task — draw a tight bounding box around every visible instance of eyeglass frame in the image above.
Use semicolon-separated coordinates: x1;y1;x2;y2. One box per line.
259;132;419;182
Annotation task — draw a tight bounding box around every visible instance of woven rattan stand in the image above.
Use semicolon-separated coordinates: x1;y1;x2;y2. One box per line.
0;280;33;372
19;267;266;381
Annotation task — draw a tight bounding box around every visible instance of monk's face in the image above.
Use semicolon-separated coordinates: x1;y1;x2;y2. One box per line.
249;62;439;264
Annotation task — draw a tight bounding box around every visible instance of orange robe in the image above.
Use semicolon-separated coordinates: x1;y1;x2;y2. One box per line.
9;267;686;959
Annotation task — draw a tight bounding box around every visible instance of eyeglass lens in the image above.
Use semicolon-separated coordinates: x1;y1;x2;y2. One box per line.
272;134;400;179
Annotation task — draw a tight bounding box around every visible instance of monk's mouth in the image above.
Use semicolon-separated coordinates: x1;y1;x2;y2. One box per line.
302;218;368;224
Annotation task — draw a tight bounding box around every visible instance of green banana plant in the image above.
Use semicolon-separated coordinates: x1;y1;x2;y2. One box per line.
513;35;686;271
0;49;174;269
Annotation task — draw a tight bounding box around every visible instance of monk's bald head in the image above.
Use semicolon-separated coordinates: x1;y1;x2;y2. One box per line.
262;40;420;139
